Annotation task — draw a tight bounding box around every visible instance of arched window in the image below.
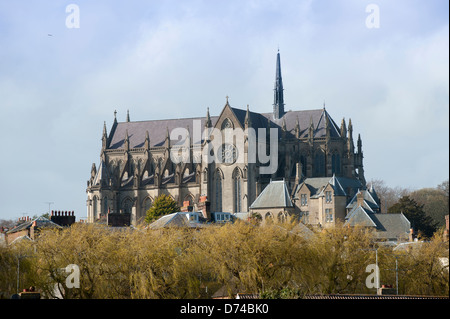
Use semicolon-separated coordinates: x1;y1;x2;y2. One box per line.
314;152;325;176
122;198;133;214
221;118;233;130
233;169;242;212
332;153;341;175
300;155;307;176
215;170;222;211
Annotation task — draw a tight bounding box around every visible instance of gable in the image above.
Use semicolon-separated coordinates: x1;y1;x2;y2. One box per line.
250;180;293;209
344;206;377;227
214;102;244;131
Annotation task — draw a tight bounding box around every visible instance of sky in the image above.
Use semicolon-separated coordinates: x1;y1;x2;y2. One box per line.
0;0;448;221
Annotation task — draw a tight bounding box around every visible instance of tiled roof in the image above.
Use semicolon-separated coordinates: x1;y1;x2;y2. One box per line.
346;188;381;211
344;206;378;227
147;212;207;229
294;176;363;199
106;106;341;151
250;180;293;209
345;204;411;241
6;216;61;234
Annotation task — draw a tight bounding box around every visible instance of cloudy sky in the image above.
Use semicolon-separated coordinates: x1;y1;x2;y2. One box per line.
0;0;448;221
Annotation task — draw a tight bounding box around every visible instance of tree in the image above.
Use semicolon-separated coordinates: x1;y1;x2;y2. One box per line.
388;196;438;238
145;194;180;223
409;187;449;228
368;179;410;213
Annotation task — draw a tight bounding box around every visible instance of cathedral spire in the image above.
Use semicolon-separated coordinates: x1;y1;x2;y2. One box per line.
205;107;212;128
165;126;170;148
347;118;354;152
144;130;150;150
126;110;130;122
273;50;285;119
245;104;251;128
124;129;130;151
357;133;362;154
340;118;347;138
295;116;301;138
102;121;108;149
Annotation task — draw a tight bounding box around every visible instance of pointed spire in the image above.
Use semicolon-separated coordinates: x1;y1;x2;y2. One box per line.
144;130;150;150
102;122;108;149
273;50;285;119
113;110;117;124
245;104;252;128
126;110;130;122
205;107;212;128
295;116;301;138
165;126;170;148
357;133;362;154
186;124;192;147
340;118;347;138
348;118;353;137
124;129;130;150
347;118;354;152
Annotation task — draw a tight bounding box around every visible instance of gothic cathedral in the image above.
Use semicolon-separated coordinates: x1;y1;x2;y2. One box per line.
86;52;366;225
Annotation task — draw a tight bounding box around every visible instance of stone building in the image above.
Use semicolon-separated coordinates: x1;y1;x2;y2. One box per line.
86;51;366;226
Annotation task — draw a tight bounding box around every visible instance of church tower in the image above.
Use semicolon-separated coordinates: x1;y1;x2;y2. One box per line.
273;50;285;119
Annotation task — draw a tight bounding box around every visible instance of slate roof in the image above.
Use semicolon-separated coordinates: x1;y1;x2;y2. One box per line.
250;180;293;209
346;187;381;212
293;175;363;199
106;105;341;151
6;216;61;234
147;212;207;229
344;206;411;241
108;116;218;149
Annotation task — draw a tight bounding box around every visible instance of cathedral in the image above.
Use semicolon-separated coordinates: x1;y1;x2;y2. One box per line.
86;52;366;226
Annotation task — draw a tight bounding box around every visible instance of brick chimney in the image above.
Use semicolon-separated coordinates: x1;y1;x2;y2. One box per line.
197;195;211;220
50;210;76;227
409;227;415;242
356;191;365;207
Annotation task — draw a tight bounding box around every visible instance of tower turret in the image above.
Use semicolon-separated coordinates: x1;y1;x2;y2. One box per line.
273;50;285;119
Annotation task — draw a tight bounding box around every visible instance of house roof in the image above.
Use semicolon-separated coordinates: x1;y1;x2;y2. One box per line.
294;175;363;199
6;216;61;234
371;213;411;240
250;180;293;209
147;212;207;229
344;205;378;227
345;205;411;241
106;105;341;151
346;188;381;211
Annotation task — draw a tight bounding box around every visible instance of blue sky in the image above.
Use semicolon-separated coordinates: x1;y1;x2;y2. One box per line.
0;0;448;220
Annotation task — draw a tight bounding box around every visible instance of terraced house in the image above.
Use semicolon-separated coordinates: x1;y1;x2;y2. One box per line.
86;52;366;226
